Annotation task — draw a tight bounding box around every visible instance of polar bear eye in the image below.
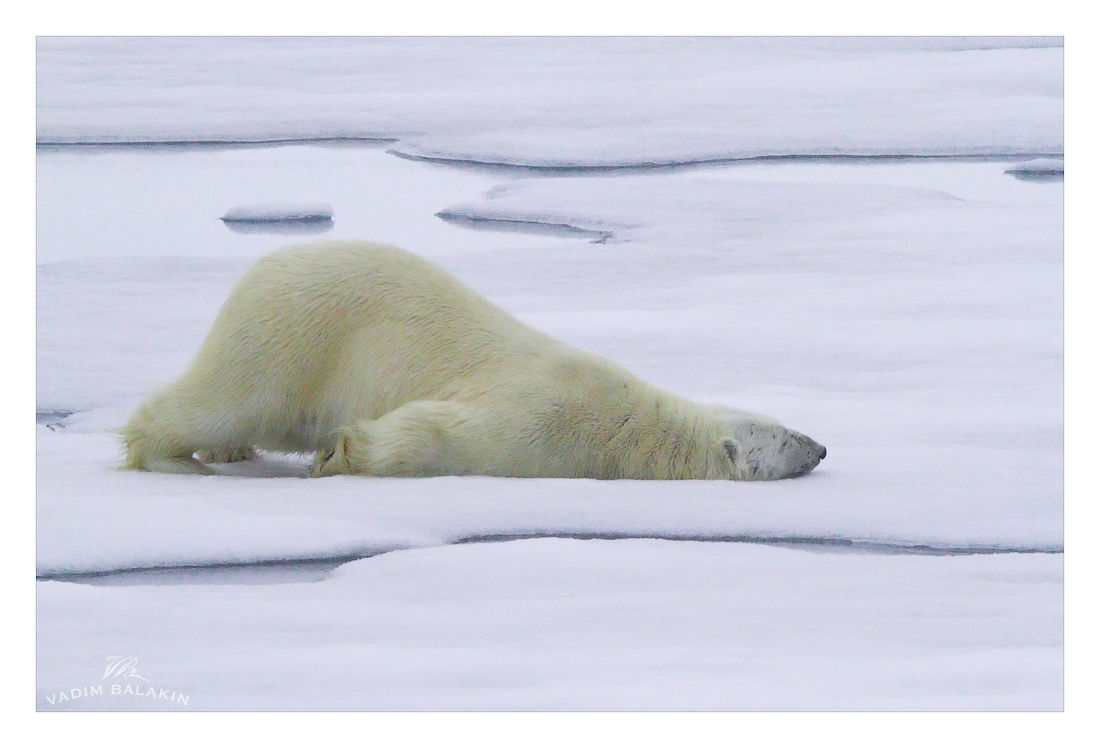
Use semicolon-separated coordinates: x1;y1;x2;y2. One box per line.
722;438;738;463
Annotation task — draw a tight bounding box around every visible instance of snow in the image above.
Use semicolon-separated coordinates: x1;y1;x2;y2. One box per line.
36;37;1063;165
35;37;1063;711
36;540;1062;710
35;426;1062;576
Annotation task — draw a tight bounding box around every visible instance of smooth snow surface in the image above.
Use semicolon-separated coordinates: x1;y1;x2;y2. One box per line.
36;37;1062;711
37;37;1062;165
37;540;1062;711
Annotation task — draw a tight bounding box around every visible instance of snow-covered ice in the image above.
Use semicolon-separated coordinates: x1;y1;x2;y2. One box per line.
220;202;333;222
36;37;1062;164
37;540;1061;711
36;37;1063;711
1004;157;1065;175
220;202;334;235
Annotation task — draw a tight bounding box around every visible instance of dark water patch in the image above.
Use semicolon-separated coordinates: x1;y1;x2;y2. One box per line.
1004;158;1063;182
37;137;397;153
39;534;1062;587
1008;172;1064;183
436;212;613;243
37;551;392;587
220;216;334;235
37;410;74;430
393;149;1065;176
452;532;1064;556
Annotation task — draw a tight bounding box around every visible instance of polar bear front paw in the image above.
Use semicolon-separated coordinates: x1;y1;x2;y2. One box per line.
143;456;217;476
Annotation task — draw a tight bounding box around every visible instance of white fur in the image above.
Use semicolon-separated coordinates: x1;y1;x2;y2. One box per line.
123;241;825;480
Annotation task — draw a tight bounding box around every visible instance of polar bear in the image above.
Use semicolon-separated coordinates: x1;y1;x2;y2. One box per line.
122;241;825;480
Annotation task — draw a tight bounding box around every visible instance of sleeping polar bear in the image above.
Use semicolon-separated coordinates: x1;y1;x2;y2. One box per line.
123;241;825;480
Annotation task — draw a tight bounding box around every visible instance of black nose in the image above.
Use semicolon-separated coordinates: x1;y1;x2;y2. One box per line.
819;446;827;460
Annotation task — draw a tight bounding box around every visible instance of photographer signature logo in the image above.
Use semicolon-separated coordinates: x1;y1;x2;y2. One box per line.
101;655;149;681
41;656;190;708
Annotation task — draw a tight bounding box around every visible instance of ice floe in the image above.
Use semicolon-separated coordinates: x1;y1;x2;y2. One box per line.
38;37;1063;166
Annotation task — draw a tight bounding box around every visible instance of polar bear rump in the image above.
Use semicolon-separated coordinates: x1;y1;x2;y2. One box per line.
122;241;825;480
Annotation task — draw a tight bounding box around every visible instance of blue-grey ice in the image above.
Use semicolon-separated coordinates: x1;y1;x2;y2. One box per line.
1004;157;1064;174
220;202;333;223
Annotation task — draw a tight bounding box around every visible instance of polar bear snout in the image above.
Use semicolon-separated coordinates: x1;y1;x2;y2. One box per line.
778;433;827;479
796;434;827;474
725;422;826;481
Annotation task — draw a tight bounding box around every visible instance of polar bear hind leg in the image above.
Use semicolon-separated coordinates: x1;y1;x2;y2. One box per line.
312;401;491;478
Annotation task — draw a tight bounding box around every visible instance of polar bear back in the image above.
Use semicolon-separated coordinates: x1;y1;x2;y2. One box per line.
183;241;566;440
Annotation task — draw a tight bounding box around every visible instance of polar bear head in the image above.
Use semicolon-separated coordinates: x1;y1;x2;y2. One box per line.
709;406;826;480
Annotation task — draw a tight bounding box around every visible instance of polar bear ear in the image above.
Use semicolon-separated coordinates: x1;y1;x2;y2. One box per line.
722;438;738;464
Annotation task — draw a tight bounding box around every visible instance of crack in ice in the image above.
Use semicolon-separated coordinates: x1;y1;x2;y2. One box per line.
36;534;1063;586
